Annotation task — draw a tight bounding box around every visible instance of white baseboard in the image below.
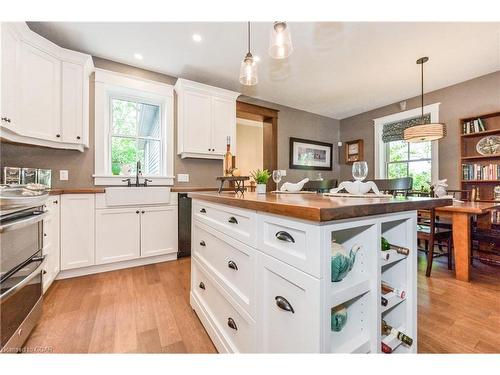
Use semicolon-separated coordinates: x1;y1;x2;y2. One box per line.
56;253;178;280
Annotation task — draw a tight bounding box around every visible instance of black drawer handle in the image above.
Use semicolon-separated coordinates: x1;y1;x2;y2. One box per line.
275;231;295;243
275;296;295;313
227;317;238;330
228;216;238;224
200;208;206;213
200;240;206;247
199;282;205;290
228;260;238;270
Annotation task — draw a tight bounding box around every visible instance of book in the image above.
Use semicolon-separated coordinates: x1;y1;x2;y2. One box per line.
478;118;486;131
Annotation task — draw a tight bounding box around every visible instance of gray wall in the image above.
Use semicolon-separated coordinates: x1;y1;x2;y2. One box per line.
1;57;340;188
339;70;500;189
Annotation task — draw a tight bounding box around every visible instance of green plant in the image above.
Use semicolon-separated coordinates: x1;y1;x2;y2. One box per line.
250;169;271;184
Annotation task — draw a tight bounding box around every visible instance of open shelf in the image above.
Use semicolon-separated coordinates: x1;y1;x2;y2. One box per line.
461;128;500;138
381;299;414;354
381;295;405;313
330;292;371;353
380;250;407;268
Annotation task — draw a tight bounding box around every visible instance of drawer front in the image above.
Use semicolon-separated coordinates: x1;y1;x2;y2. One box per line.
193;221;255;316
193;200;257;247
192;259;255;353
256;252;321;353
258;214;322;278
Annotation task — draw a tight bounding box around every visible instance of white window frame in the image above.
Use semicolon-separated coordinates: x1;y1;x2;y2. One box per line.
374;103;440;184
93;69;175;186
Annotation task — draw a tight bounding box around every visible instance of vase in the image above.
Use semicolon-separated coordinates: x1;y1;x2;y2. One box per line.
331;304;348;332
256;184;267;194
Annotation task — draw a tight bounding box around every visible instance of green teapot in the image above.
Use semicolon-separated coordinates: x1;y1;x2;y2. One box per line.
331;240;361;282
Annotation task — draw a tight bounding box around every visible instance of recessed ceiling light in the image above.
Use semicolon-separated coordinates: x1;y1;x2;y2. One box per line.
254;56;261;62
133;53;143;60
192;34;202;42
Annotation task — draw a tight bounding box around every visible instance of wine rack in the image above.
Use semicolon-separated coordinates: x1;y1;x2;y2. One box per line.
325;211;417;353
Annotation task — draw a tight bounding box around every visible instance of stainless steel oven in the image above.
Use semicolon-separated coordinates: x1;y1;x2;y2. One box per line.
1;193;48;353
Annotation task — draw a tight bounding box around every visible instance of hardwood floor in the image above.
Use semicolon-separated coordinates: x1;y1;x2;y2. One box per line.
25;255;499;353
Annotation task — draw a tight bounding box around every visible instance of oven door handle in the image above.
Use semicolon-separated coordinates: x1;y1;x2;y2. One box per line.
0;256;46;303
0;211;48;233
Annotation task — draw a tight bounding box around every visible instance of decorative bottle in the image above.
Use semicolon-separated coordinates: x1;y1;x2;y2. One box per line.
223;136;233;176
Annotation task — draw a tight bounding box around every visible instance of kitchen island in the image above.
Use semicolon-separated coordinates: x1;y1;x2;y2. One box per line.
188;192;452;353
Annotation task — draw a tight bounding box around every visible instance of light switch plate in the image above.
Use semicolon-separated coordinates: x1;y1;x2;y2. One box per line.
279;169;287;177
177;173;189;182
59;170;68;181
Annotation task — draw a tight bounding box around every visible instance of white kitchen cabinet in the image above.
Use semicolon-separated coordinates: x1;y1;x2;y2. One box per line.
95;208;140;264
0;22;93;152
140;205;178;257
175;78;239;159
1;23;20;131
256;251;321;353
19;41;61;142
43;196;61;293
60;194;95;270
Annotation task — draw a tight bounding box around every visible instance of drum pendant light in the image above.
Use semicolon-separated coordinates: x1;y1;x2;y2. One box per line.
239;22;258;86
403;57;446;143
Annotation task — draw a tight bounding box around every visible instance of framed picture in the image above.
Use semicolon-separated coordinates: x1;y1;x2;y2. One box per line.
289;137;333;171
345;139;364;164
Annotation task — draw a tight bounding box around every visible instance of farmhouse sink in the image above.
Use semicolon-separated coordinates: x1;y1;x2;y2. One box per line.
105;187;171;207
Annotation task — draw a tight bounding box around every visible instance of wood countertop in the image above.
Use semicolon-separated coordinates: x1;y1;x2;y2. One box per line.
49;188;106;195
188;192;453;222
436;200;500;214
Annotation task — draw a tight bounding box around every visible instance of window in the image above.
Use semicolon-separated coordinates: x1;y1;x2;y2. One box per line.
93;69;174;186
110;98;162;176
373;103;440;189
386;140;432;190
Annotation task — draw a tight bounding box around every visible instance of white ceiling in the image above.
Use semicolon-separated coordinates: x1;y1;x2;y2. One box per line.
29;22;500;119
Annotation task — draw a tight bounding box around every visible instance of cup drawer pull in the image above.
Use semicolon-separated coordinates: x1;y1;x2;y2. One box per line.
200;208;206;213
227;260;238;270
199;282;206;290
275;231;295;243
275;296;295;313
227;317;238;330
200;240;206;247
228;216;238;224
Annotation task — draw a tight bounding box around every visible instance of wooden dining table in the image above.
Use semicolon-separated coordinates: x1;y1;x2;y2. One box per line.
436;201;500;282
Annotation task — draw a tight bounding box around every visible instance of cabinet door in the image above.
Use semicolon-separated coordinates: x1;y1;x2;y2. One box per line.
18;42;61;141
1;24;20;130
61;61;84;144
43;196;61;293
256;252;321;353
140;205;178;258
182;90;212;154
95;208;140;264
60;194;95;270
211;96;236;155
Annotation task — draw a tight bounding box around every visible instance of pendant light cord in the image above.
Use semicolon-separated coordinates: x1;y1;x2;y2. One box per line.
247;21;251;55
421;60;424;119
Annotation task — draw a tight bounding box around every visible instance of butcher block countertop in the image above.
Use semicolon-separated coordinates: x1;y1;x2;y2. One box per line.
49;188;106;195
188;192;453;222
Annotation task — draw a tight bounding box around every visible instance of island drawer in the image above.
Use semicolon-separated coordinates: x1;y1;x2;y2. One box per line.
193;221;256;316
191;258;255;353
257;213;322;278
192;200;257;247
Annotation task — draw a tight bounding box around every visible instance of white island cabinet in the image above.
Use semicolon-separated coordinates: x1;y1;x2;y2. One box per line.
187;193;452;354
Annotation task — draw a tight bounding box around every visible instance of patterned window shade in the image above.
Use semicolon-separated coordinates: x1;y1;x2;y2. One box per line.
382;114;431;143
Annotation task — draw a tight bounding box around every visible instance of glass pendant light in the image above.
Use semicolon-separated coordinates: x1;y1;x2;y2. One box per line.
268;21;293;59
404;57;446;143
239;22;258;86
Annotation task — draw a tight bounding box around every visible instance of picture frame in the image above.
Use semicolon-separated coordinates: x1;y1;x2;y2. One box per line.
289;137;333;171
345;139;364;164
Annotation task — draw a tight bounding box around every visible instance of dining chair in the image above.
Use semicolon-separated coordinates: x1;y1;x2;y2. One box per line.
372;177;413;196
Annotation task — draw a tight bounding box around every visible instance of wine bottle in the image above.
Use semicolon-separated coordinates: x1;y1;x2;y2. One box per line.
381;320;413;346
223;136;233;176
389;244;410;256
381;281;406;299
381;296;388;306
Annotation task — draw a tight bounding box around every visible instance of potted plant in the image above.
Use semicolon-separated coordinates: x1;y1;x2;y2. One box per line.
250;169;271;194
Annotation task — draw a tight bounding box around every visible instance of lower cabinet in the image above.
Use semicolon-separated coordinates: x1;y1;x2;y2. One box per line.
95;205;178;265
43;196;61;293
256;252;321;353
95;208;140;264
60;194;95;270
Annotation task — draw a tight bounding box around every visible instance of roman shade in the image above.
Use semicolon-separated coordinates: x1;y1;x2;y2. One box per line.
382;113;431;143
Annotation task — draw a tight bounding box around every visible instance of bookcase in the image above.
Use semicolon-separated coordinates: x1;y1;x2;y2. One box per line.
460;111;500;205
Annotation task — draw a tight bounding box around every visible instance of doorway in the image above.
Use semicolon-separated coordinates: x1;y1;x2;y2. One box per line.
236;101;279;191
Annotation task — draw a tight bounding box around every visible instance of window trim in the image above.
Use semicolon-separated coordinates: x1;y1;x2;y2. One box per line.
93;69;175;186
373;103;440;184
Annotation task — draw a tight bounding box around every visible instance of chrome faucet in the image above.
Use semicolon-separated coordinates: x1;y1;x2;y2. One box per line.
135;161;142;187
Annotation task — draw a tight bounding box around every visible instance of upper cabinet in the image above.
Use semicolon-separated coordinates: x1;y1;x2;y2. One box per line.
175;78;239;159
0;23;93;152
